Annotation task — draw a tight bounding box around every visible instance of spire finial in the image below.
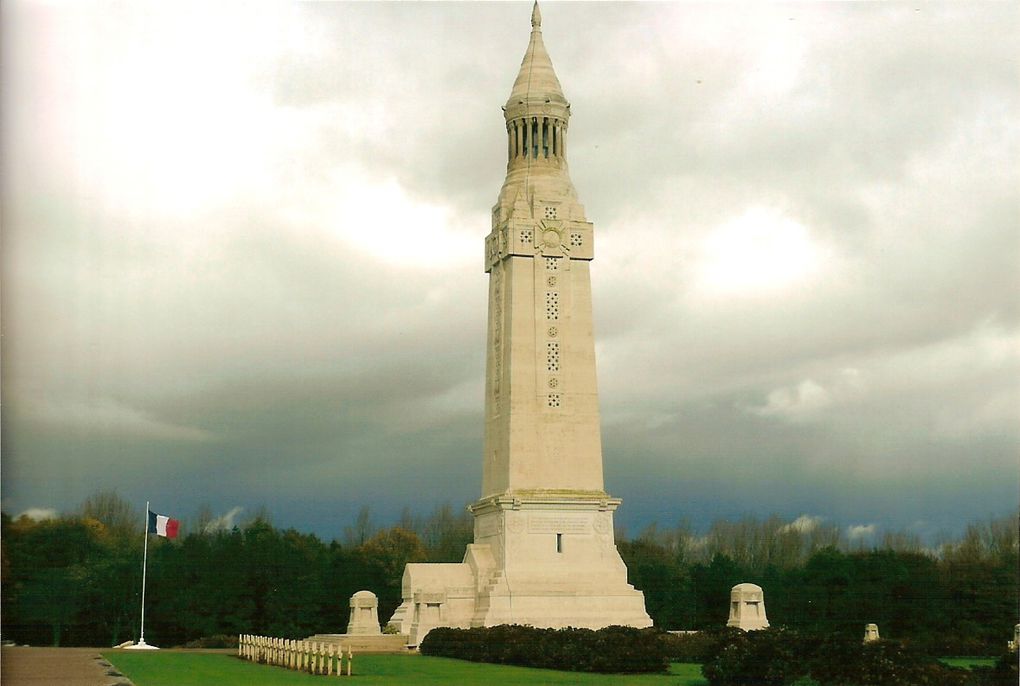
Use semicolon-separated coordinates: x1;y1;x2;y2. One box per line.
531;1;542;30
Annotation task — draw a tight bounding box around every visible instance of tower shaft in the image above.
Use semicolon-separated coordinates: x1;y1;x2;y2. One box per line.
389;4;651;643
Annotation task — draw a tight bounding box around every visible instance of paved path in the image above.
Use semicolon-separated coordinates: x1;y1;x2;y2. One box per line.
1;648;130;686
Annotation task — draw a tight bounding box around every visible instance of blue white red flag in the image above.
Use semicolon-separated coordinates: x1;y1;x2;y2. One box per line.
147;510;180;539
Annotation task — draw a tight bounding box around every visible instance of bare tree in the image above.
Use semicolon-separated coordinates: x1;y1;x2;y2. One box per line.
79;491;138;538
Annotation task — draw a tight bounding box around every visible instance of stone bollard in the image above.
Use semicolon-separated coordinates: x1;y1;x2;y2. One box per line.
863;623;880;643
347;590;383;635
726;583;769;631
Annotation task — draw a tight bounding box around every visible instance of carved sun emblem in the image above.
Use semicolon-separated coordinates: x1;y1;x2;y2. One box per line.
538;220;565;250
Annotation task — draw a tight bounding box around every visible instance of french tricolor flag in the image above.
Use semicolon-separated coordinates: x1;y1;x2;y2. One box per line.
147;510;180;539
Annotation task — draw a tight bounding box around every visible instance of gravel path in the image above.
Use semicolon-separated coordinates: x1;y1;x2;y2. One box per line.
1;647;131;686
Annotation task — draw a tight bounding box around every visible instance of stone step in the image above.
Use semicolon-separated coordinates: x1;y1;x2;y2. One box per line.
305;634;411;653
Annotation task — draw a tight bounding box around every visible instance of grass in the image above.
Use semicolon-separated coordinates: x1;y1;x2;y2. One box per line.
103;651;708;686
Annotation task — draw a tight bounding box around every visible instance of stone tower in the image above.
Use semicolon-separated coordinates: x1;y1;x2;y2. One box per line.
388;3;651;644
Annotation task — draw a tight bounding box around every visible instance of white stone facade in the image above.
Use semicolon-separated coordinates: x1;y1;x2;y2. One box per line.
387;3;651;644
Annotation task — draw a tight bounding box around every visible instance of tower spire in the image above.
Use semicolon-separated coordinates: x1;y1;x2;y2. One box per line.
505;1;566;118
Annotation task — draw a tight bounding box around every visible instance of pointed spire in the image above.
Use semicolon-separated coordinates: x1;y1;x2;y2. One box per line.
505;1;567;115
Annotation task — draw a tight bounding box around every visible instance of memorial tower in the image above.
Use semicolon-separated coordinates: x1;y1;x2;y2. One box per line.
389;3;651;643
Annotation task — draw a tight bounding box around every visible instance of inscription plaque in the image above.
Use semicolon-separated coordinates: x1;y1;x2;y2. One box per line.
528;514;590;534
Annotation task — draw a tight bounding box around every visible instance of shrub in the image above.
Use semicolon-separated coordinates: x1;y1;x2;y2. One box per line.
966;652;1020;686
702;627;813;686
180;634;239;649
419;625;669;673
810;636;970;686
701;628;974;686
661;628;743;663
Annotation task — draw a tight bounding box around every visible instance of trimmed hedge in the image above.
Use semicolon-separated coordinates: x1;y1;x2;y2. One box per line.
419;625;669;673
701;628;988;686
661;628;744;663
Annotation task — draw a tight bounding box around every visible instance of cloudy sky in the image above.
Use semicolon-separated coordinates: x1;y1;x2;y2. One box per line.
3;1;1017;543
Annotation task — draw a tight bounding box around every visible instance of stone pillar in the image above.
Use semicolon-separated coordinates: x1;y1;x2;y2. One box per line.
346;590;382;635
726;583;770;631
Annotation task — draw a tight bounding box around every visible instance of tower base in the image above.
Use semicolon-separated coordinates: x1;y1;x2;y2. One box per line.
388;493;651;645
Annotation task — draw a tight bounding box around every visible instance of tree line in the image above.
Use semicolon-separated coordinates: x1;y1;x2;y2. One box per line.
1;492;1015;654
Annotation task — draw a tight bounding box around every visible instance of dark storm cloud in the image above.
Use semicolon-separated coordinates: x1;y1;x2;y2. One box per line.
2;2;1017;537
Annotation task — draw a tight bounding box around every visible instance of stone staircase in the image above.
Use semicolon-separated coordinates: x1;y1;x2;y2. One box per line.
305;633;411;653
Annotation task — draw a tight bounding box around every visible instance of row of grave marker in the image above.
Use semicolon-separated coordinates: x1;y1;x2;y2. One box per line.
239;634;352;676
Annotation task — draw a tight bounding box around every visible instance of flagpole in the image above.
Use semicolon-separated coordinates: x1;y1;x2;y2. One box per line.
126;501;157;649
140;499;149;645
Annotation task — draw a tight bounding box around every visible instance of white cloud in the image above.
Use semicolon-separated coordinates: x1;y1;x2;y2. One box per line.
847;524;877;541
16;507;59;521
753;379;832;419
751;368;866;422
693;207;830;298
203;506;244;533
309;171;478;269
781;514;823;534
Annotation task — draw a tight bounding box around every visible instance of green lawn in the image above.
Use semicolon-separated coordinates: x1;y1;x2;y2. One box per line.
103;651;707;686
